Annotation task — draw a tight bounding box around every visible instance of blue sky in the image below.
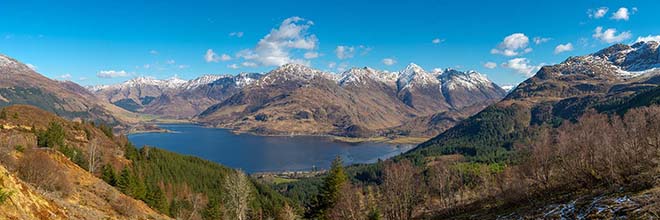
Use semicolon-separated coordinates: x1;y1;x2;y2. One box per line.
1;0;659;86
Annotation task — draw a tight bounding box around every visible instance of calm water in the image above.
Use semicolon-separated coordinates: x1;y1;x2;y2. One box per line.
128;124;413;173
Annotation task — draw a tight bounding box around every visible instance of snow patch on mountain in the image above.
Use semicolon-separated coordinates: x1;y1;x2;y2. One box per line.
338;67;398;86
440;69;494;90
397;63;440;90
90;73;261;93
256;63;334;86
182;74;229;90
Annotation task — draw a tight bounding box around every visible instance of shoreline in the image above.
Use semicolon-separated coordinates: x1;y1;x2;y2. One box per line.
128;121;429;145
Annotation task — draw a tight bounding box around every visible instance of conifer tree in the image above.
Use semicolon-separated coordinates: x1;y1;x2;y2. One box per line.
313;156;348;219
101;164;117;186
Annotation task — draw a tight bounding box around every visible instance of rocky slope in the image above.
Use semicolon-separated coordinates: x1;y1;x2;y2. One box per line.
409;41;660;161
195;63;506;138
0;54;121;126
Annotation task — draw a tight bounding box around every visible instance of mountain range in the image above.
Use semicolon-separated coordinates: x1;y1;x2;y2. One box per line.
92;63;505;138
1;41;659;220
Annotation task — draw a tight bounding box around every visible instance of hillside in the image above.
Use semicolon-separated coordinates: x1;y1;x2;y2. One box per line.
195;63;505;138
0;104;294;219
270;42;660;220
0;54;121;126
0;105;168;219
407;41;660;163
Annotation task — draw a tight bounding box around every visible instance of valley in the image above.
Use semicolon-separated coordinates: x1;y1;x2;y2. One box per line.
1;2;660;219
91;63;504;141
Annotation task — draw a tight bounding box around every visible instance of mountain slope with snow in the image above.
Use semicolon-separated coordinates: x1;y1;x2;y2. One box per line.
91;73;263;118
195;63;505;138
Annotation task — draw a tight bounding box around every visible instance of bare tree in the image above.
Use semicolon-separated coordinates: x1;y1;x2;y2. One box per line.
379;160;425;220
187;193;206;220
223;170;252;220
278;202;299;220
88;138;102;173
328;183;367;220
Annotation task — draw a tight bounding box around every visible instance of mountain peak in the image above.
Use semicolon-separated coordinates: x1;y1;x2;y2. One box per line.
592;41;660;72
397;63;440;90
403;63;425;74
338;67;397;86
257;63;332;86
440;69;494;90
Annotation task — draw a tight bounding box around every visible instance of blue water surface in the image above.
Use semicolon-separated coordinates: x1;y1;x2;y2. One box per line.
128;124;413;173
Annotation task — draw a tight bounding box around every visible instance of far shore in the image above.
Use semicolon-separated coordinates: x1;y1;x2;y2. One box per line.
142;121;430;145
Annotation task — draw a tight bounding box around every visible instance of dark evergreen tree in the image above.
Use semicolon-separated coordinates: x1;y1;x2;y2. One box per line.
0;108;7;120
145;184;168;213
101;164;117;186
37;121;65;148
311;156;348;219
202;199;224;220
116;168;133;194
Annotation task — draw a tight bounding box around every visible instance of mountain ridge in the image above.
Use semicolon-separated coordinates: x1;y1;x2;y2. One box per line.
195;63;505;138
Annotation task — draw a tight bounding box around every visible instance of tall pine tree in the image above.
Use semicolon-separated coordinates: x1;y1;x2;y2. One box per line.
101;164;117;186
312;156;348;219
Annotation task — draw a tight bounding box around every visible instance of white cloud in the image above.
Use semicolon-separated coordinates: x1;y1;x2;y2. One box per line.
554;43;574;54
611;7;631;21
588;7;609;19
205;49;220;62
432;68;443;74
335;46;355;59
79;77;88;81
205;50;231;62
432;38;444;44
484;62;497;69
177;65;189;69
304;51;319;59
166;59;176;64
533;37;551;45
220;54;231;61
241;62;257;67
358;45;372;55
237;17;317;66
491;33;531;56
227;64;240;69
502;58;540;76
58;73;72;80
149;50;159;55
25;63;38;71
229;32;244;38
97;70;129;78
328;62;337;69
382;58;396;66
636;35;660;43
592;26;632;43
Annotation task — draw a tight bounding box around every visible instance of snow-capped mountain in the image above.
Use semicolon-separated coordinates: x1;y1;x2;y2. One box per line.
337;67;397;86
196;62;506;137
254;63;334;87
509;41;660;101
90;73;263;118
396;63;441;90
541;41;660;81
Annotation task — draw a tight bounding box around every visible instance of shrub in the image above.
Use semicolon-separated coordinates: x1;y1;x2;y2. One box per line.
36;122;65;148
17;150;72;194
